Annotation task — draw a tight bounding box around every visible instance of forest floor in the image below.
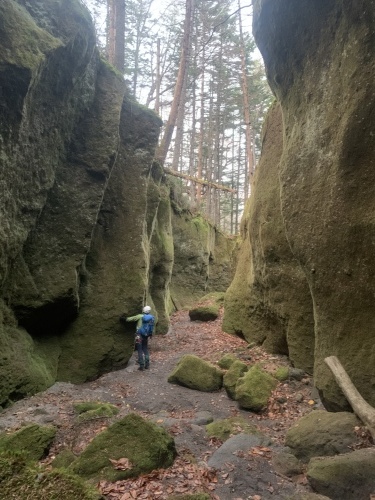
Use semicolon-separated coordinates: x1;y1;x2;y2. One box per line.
0;310;325;500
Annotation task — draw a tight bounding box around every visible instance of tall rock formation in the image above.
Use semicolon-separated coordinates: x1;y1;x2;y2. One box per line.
0;0;235;403
225;0;375;410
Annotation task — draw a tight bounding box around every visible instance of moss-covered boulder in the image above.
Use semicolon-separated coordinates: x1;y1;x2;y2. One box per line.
0;424;56;461
69;413;176;481
0;451;100;499
274;366;290;381
188;305;219;322
307;448;375;500
217;353;237;370
223;360;248;399
52;448;77;469
168;354;223;392
271;451;303;477
206;416;259;441
285;411;360;462
235;365;277;411
73;401;119;422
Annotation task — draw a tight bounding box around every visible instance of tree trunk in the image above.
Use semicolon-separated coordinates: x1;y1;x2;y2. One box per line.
238;0;254;197
156;0;195;165
325;356;375;440
107;0;125;73
164;168;235;193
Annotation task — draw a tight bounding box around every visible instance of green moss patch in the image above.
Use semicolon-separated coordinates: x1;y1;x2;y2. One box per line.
0;424;56;461
73;401;119;422
274;366;290;381
217;353;238;369
0;451;100;499
235;365;278;411
168;354;223;392
69;413;176;481
206;416;259;441
223;360;248;399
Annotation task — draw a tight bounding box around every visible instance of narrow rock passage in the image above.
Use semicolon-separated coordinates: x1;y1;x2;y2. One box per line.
0;310;320;499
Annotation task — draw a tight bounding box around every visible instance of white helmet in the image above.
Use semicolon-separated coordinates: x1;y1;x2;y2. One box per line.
143;305;151;314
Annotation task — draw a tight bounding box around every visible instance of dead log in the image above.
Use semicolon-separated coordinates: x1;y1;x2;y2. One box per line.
325;355;375;440
164;167;236;193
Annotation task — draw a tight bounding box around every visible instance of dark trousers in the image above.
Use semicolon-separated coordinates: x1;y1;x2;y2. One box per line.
136;335;150;367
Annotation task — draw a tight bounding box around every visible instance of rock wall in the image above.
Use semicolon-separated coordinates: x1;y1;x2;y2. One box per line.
170;211;236;310
225;0;375;409
0;0;234;402
223;102;315;373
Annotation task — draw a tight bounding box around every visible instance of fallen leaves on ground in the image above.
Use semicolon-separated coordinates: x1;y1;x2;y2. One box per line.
98;457;219;500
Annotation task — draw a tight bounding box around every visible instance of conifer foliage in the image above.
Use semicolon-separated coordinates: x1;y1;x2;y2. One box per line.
83;0;273;233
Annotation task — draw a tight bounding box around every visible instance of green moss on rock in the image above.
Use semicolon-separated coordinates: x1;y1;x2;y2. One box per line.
0;424;56;461
73;401;119;422
274;366;290;381
52;448;77;469
217;353;237;369
0;451;100;499
235;365;278;411
223;360;248;399
307;448;375;500
168;354;223;392
206;416;259;441
69;413;176;481
285;410;360;462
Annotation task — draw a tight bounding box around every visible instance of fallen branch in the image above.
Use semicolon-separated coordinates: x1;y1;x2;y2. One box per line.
325;355;375;440
164;168;236;193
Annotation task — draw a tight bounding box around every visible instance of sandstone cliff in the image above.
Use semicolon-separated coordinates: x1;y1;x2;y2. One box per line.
225;0;375;410
0;0;234;403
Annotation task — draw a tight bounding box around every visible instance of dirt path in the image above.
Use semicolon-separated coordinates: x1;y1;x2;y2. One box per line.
0;310;321;499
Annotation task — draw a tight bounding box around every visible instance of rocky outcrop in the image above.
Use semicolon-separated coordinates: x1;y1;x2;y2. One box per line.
223;103;315;373
225;0;375;409
171;211;236;309
0;0;234;402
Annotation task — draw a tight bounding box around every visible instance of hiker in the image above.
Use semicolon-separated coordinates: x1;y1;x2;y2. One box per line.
125;306;155;371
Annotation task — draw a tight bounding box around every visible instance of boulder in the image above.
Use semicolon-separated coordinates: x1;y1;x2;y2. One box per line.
207;433;269;469
223;360;248;399
69;413;176;481
217;353;237;370
285;410;360;462
307;448;375;500
235;365;278;411
0;451;100;499
0;424;56;461
168;354;223;392
206;416;259;441
188;305;219;322
271;451;303;477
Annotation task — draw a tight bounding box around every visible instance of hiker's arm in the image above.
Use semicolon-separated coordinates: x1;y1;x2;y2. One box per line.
126;314;143;322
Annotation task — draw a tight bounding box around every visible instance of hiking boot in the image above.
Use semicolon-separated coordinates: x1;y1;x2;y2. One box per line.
145;363;149;369
138;365;144;371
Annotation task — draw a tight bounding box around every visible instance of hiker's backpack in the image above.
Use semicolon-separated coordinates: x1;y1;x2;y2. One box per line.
138;313;155;337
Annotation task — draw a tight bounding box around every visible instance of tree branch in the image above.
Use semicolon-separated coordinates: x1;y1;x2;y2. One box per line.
164;168;236;193
325;356;375;440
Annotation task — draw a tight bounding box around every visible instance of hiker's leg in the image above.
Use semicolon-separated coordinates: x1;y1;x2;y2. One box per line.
135;335;144;367
143;337;150;368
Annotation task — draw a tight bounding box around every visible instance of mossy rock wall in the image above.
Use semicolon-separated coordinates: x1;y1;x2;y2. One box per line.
247;0;375;409
0;0;233;402
171;212;236;309
223;102;314;373
0;0;171;397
